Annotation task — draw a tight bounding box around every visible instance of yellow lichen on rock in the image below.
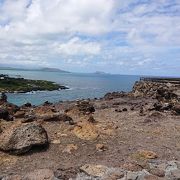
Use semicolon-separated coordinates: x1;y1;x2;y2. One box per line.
132;150;158;160
0;153;18;166
73;121;99;140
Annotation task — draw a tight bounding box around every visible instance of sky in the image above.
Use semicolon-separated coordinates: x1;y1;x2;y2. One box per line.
0;0;180;76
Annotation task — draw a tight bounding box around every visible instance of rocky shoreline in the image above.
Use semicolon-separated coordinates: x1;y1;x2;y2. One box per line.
0;78;180;179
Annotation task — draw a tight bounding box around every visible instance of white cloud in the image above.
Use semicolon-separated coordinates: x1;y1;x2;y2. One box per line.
55;37;101;55
0;0;115;38
0;0;179;75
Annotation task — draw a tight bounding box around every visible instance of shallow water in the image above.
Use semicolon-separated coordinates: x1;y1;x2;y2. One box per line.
0;70;140;106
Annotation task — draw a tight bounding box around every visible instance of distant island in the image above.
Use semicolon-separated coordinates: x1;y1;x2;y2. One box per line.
94;71;110;75
0;74;68;93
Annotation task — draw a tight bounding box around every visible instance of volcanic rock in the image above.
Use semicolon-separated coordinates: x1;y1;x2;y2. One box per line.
73;121;99;140
0;108;10;120
104;91;126;100
0;92;7;103
14;110;25;119
0;123;48;154
23;169;55;180
38;113;74;125
76;100;95;114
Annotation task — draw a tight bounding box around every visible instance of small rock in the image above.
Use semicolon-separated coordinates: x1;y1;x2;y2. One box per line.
122;108;128;112
153;103;163;111
149;168;165;177
130;107;135;111
54;167;79;179
80;164;109;177
173;104;180;115
23;169;55;180
103;168;124;180
51;139;61;144
170;169;180;180
43;101;53;106
122;162;143;171
138;150;158;159
22;102;32;108
139;106;145;116
23;114;36;123
115;109;122;112
87;115;96;123
63;144;78;154
96;144;107;152
0;93;7;103
0;109;10;121
76;101;95;114
14;111;25;118
125;171;140;180
144;174;162;180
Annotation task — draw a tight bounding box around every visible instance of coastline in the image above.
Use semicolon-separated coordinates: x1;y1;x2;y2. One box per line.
0;78;180;179
0;74;68;93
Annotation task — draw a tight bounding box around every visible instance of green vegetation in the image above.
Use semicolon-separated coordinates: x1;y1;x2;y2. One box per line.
0;74;68;93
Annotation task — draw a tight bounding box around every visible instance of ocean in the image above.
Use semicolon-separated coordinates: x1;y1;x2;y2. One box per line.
0;70;140;106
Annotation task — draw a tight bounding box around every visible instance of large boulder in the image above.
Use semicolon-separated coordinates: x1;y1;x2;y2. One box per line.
0;123;48;154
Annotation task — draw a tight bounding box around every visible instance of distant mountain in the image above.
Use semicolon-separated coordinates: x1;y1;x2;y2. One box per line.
0;66;70;73
0;66;38;71
0;67;16;70
40;68;70;73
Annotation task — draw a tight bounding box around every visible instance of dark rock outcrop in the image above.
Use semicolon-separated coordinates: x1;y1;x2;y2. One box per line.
0;123;48;154
0;108;10;120
172;104;180;115
76;101;95;114
21;102;32;108
0;92;7;104
104;91;126;100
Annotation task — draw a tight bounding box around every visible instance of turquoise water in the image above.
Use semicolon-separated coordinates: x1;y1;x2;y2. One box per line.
0;70;140;106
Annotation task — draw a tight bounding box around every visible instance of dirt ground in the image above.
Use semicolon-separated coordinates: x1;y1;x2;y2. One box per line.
0;96;179;177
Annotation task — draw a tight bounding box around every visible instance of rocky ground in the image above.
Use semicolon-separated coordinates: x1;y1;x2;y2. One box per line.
0;79;180;180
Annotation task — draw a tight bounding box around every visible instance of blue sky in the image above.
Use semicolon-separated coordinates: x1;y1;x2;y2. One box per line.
0;0;180;76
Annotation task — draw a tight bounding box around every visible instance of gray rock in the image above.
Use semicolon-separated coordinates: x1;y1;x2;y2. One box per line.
23;169;55;180
75;173;100;180
170;169;180;180
165;161;178;175
0;123;48;154
121;170;149;180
